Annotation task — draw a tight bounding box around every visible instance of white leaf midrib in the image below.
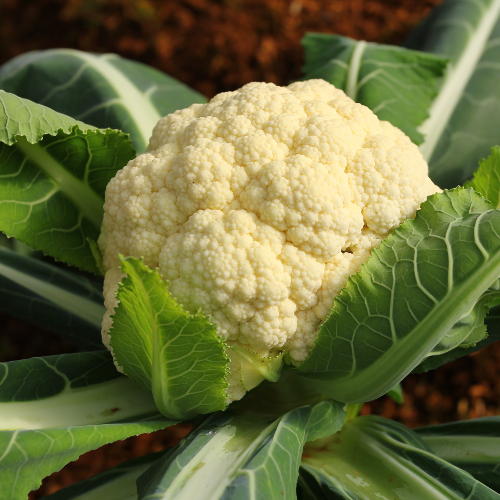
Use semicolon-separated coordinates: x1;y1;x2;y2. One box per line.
419;0;500;160
161;420;277;500
0;377;156;429
0;256;103;327
25;49;161;151
345;41;367;101
81;52;161;150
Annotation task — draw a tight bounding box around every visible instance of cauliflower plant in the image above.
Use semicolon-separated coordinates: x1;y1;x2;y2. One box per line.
99;79;440;400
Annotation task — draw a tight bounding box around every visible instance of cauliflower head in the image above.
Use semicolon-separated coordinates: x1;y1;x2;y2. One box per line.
99;79;440;400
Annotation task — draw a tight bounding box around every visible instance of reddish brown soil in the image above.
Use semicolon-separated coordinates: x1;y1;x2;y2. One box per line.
0;0;441;96
1;0;498;498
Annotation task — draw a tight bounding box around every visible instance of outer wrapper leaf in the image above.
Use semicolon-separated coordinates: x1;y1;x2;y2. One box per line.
417;417;500;492
137;401;345;500
300;416;498;500
0;49;206;152
298;189;500;403
0;352;158;429
415;147;500;371
407;0;500;186
0;352;173;500
0;90;135;273
302;33;447;144
110;257;229;420
0;246;103;348
0;421;170;500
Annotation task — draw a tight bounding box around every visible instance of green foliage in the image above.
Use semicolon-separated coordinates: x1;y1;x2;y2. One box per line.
304;0;500;188
1;2;500;496
0;352;159;428
386;383;404;405
0;49;206;153
0;247;103;348
299;189;500;402
302;33;448;144
0;352;173;499
299;416;499;499
468;146;500;208
417;417;500;492
0;90;134;273
110;257;229;420
0;421;171;500
414;329;500;373
407;0;500;187
136;401;344;500
40;402;344;500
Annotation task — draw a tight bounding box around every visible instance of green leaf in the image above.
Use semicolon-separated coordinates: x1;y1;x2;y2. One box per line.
0;89;92;145
43;453;161;500
418;148;500;367
298;189;500;403
300;416;498;500
387;383;404;405
0;352;173;500
110;257;229;420
0;49;206;153
0;352;159;429
414;299;500;373
0;421;170;500
0;246;103;348
468;146;500;208
0;90;135;273
301;33;448;144
417;417;500;492
0;234;35;256
406;0;500;187
137;401;345;500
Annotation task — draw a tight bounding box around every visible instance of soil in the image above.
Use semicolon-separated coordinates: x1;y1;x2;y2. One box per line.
0;0;441;96
1;0;498;498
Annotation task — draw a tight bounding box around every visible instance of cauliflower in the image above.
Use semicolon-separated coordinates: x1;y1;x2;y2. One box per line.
99;79;440;400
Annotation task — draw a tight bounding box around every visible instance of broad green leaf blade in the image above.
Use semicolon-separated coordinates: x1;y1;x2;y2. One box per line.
44;453;161;500
301;33;447;144
416;146;500;368
0;49;206;152
110;257;229;420
0;90;135;273
468;146;500;208
0;354;173;500
137;401;345;500
406;0;500;187
417;418;500;492
0;352;159;429
0;421;171;500
298;189;500;403
301;415;499;500
0;247;103;348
